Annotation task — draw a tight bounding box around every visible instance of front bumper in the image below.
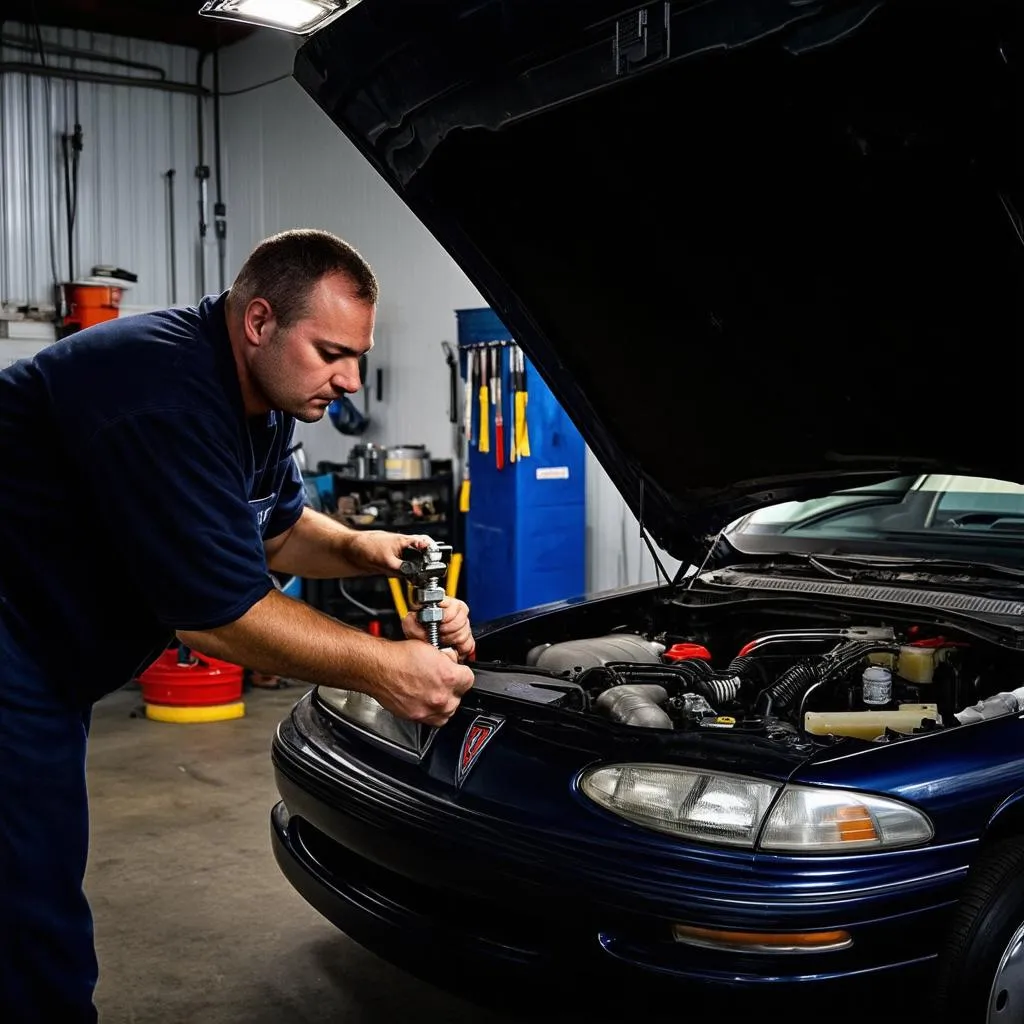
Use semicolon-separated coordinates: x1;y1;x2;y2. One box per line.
271;694;969;1001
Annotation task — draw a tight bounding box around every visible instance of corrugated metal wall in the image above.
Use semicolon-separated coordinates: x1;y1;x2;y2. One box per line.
0;22;214;313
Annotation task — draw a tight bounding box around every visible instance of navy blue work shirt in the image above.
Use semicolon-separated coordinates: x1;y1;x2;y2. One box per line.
0;292;306;706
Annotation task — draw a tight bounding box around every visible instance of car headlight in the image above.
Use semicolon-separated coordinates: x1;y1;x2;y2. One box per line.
315;687;422;752
579;764;781;847
579;764;934;852
759;785;933;852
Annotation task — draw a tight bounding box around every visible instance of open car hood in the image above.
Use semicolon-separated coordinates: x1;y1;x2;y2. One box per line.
294;0;1022;564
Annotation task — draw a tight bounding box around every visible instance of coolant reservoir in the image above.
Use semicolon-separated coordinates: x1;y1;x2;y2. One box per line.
804;703;940;740
897;645;936;684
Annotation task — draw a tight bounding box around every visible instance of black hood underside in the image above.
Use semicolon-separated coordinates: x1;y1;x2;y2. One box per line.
296;0;1023;564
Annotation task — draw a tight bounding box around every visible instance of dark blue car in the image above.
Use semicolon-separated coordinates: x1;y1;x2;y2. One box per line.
267;1;1023;1020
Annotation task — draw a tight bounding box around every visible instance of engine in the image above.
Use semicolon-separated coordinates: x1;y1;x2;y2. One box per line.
518;624;1024;745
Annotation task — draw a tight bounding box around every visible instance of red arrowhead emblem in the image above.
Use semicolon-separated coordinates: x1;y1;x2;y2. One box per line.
456;714;504;787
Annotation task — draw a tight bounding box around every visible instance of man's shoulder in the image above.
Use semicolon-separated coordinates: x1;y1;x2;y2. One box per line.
38;295;239;435
43;299;211;372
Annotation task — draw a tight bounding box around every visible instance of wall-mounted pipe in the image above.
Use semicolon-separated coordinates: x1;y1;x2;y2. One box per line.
1;34;168;80
0;62;209;96
195;52;210;298
212;46;226;291
166;169;178;304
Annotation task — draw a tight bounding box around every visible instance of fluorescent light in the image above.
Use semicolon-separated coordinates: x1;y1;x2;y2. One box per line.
198;0;350;35
237;0;330;29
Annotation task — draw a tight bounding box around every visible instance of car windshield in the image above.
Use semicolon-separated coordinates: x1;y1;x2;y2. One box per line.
725;474;1024;568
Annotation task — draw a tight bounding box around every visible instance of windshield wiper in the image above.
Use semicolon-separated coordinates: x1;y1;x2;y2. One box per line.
946;512;1024;532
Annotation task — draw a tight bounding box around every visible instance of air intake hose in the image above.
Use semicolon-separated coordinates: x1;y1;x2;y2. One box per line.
665;657;746;704
761;660;819;710
614;657;751;704
596;684;672;728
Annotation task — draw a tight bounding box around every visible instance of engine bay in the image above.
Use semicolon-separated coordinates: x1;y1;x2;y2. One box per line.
473;606;1024;748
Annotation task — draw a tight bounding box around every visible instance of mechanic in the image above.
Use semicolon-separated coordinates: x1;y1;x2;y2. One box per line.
0;228;476;1022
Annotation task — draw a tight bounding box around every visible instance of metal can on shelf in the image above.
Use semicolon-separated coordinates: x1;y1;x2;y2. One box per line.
384;445;430;480
349;443;385;478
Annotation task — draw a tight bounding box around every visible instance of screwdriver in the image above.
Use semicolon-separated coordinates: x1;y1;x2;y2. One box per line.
478;346;490;453
515;345;531;458
459;349;473;511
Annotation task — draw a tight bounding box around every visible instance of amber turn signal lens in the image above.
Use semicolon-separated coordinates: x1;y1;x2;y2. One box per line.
835;804;879;843
672;924;853;954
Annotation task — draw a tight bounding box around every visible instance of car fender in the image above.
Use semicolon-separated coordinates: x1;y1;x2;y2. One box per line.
982;787;1024;846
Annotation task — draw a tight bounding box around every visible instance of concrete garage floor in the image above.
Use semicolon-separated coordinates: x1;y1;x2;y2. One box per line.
86;685;911;1024
87;684;528;1024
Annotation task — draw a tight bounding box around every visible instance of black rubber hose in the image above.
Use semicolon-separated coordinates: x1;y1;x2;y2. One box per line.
726;655;756;678
763;641;899;712
616;668;726;704
605;658;747;706
763;660;820;710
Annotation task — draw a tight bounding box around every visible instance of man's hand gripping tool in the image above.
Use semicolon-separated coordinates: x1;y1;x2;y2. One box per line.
398;543;452;648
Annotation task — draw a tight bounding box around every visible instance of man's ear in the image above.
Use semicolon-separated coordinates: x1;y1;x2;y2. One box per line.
243;298;274;346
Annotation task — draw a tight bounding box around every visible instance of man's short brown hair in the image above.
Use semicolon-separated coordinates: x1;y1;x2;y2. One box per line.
227;229;378;328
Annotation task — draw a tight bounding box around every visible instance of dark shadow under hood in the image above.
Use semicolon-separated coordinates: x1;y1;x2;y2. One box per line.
294;0;1023;565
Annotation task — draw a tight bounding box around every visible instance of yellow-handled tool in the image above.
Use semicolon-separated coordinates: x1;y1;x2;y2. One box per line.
514;344;531;458
446;552;463;598
478;346;490;453
388;577;409;620
459;349;474;511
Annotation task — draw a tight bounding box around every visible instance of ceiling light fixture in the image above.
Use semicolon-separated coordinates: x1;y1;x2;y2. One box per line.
198;0;356;35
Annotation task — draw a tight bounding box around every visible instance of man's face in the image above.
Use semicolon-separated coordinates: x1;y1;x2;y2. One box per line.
250;273;375;423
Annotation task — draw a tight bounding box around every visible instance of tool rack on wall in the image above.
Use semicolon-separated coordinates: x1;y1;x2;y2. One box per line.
455;307;586;623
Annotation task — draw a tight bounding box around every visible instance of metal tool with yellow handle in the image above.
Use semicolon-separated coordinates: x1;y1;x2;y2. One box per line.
458;349;474;511
514;344;531;458
387;577;409;621
477;346;490;453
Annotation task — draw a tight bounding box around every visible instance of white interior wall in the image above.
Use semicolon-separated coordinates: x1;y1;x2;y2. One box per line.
0;23;206;313
586;472;683;593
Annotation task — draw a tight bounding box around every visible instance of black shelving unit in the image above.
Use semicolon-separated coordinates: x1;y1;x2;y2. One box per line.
302;459;460;637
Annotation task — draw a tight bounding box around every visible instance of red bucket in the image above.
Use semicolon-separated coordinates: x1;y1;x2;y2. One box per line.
139;649;244;706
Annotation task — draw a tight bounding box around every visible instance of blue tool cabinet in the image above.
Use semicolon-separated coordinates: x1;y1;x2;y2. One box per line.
456;307;586;623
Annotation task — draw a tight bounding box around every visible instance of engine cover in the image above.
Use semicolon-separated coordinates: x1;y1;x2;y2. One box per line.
526;633;665;676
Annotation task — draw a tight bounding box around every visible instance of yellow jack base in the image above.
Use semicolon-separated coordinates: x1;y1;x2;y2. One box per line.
144;701;246;723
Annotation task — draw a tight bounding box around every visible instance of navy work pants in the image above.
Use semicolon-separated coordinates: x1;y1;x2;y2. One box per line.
0;621;98;1022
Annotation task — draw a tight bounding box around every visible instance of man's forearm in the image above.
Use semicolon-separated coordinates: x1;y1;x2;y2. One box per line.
265;507;368;578
176;588;394;693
